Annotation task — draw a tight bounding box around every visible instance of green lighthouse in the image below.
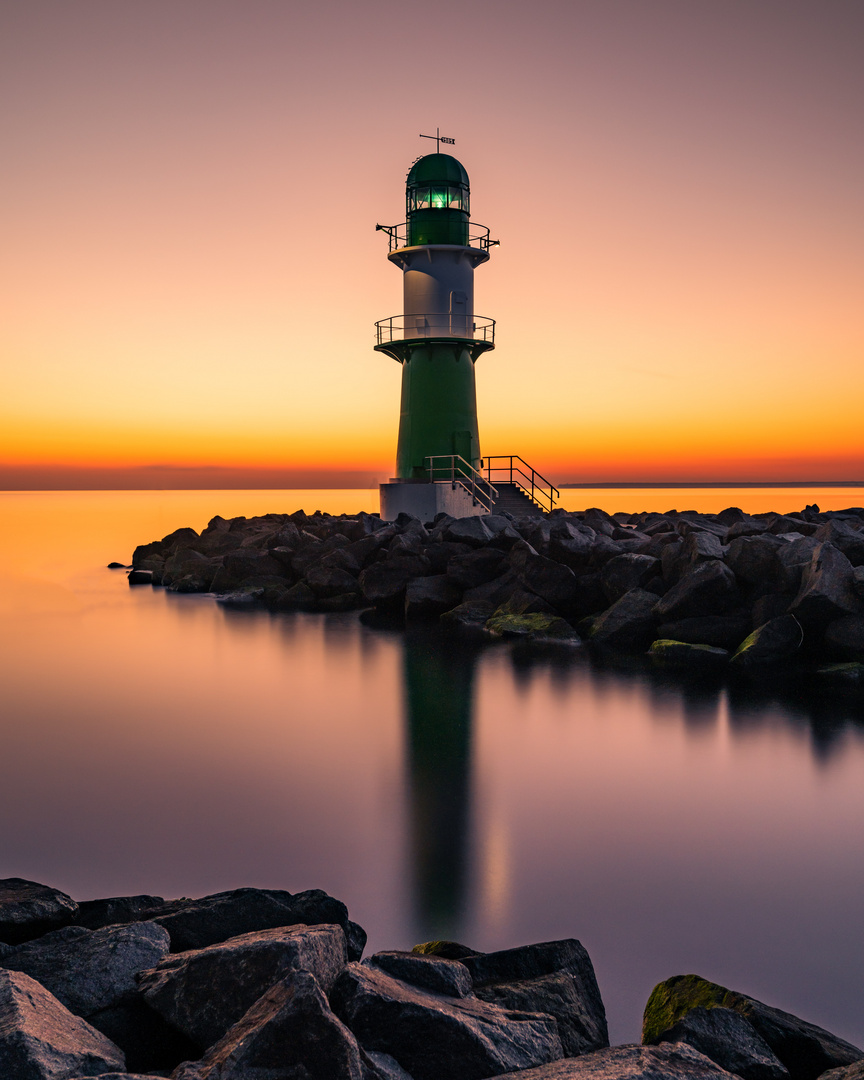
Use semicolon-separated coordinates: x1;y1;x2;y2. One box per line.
376;149;497;520
376;142;558;521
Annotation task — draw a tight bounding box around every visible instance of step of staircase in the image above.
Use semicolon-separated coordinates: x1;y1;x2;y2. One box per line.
490;482;546;518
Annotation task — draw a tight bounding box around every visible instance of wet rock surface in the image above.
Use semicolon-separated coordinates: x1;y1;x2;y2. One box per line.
126;502;864;688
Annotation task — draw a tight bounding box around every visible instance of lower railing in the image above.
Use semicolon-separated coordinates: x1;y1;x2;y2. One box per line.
425;455;499;513
483;456;559;513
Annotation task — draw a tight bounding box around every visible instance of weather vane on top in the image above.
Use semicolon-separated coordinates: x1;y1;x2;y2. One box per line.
419;127;455;153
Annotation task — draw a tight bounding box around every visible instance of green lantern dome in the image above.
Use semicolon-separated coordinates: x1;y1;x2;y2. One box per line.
406;153;470;189
406;153;470;246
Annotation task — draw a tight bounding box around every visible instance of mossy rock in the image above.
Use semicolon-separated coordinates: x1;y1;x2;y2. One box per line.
411;940;478;960
485;611;576;640
815;662;864;685
642;974;747;1044
648;639;729;667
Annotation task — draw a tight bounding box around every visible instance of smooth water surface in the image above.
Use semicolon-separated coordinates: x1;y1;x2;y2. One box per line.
1;489;863;1047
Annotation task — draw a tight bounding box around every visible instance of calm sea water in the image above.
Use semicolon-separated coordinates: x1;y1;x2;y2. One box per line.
1;488;863;1048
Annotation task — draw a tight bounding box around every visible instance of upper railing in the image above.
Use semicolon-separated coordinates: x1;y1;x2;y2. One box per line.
426;455;499;513
376;222;499;254
483;456;559;513
376;314;495;347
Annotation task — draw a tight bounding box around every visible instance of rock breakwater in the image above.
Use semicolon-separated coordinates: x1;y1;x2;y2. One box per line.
124;503;864;683
2;877;861;1079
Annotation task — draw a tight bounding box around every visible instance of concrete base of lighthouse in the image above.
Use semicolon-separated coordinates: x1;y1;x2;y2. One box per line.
379;480;488;523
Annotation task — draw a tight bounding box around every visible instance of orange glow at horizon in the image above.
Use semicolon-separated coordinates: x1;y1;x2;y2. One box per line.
2;1;862;488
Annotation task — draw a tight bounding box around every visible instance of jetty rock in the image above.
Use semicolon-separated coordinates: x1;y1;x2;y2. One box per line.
4;877;864;1079
126;503;864;684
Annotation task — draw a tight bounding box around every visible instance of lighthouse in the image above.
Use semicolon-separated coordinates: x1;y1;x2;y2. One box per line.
376;140;558;521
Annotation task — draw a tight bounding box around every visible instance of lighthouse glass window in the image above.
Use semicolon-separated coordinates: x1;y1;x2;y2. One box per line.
409;186;468;213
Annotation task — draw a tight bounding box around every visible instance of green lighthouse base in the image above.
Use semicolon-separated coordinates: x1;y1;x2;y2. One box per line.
379;479;488;522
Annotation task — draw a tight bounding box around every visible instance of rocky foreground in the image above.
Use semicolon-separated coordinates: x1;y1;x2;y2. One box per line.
1;878;862;1080
125;503;864;683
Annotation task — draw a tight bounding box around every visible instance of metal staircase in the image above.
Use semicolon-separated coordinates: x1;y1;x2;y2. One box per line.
490;482;547;518
424;454;559;516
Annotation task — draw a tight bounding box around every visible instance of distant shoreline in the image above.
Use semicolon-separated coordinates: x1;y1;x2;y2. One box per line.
558;481;864;489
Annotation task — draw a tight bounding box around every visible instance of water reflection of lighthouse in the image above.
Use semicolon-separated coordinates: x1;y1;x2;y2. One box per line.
401;632;480;938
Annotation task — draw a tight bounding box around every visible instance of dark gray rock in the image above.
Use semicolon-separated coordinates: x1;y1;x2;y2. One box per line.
514;550;581;609
74;895;169;931
330;961;563;1080
365;951;472;998
774;536;821;593
642;973;862;1080
589;589;660;650
441;516;495;546
653;561;740;622
820;1062;864;1080
404;575;462;619
362;1049;416;1079
0;878;79;945
210;552;286;592
789;543;862;629
149;886;362;956
492;1041;741;1077
727;519;771;539
172;971;366;1080
599;555;660;604
750;593;794;629
682;530;726;562
305;564;361;599
824;615;864;659
461;938;607;1056
853;565;864;600
652;1006;789;1079
446;548;508;588
725;535;784;587
67;1075;159;1079
730;615;803;668
0;968;126;1079
813;520;864;566
656;613;750;650
359;557;431;610
439;599;496;629
86;999;199;1074
138;923;347;1051
767;515;817;537
5;921;170;1017
127;570;153;585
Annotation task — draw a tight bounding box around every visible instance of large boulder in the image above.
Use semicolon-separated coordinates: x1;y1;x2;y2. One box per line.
642;974;863;1080
650;1005;789;1079
74;895;169;931
729;615;804;668
514;550;581;610
364;951;472;998
305;564;362;600
172;971;367;1080
359;556;431;611
773;536;821;593
441;516;495;547
589;589;660;650
653;561;740;622
330;961;563;1080
404;575;462;619
148;886;365;958
0;969;126;1079
824;615;864;660
491;1041;743;1077
138;923;348;1051
789;543;862;629
0;878;79;945
813;520;864;566
4;921;170;1018
446;548;508;589
461;939;607;1057
599;555;660;604
725;535;784;587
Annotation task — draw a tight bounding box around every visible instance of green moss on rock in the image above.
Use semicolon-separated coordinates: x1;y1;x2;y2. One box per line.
642;974;747;1044
485;611;576;639
411;940;477;959
648;640;729;666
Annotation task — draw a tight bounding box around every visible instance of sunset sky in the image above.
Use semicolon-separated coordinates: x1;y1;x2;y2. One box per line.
2;0;862;487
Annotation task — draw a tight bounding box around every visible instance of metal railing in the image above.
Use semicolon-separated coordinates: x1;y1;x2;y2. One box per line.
376;314;495;347
376;221;500;253
483;455;559;513
425;455;499;513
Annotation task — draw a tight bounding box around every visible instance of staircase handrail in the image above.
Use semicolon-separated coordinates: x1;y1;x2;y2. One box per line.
425;455;499;513
483;455;559;513
376;222;499;254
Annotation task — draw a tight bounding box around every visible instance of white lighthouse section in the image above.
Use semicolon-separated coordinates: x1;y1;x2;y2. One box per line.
390;245;489;339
